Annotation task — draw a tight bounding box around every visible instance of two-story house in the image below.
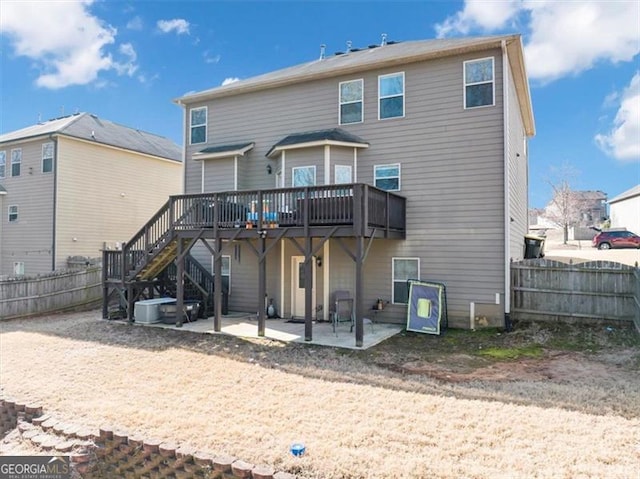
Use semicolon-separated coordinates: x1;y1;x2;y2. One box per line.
102;34;534;346
0;113;182;277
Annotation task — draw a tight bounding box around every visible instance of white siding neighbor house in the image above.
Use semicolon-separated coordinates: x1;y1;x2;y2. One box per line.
0;113;182;277
609;185;640;233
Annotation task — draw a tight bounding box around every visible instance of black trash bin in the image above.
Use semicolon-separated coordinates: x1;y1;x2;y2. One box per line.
524;234;545;259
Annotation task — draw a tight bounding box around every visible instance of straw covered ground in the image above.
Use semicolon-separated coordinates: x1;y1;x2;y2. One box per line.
1;311;639;478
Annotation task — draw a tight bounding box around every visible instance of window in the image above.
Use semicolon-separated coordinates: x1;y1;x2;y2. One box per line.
190;107;207;144
374;164;400;191
8;205;18;222
392;258;419;304
13;262;25;276
379;72;404;119
11;149;21;177
211;255;231;293
464;57;494;108
335;165;352;184
292;166;316;187
0;151;5;178
339;79;363;124
42;142;54;173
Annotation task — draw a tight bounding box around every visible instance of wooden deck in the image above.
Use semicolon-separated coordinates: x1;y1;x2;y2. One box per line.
102;183;406;347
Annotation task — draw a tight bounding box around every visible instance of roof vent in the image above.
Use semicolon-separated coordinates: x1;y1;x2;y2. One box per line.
368;44;378;49
91;130;96;139
381;33;387;46
319;44;326;60
387;40;399;45
335;51;344;56
346;40;352;52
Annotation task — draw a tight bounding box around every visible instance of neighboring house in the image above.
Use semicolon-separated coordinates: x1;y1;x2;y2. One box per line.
102;34;535;345
0;113;182;277
538;190;608;233
609;185;640;233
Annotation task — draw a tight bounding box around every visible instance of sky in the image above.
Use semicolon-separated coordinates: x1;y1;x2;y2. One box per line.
1;0;638;209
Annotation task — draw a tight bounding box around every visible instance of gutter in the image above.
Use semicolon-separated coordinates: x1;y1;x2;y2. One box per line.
502;39;512;331
50;134;58;271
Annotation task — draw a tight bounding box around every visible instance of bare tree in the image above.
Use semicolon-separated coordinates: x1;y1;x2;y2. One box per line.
544;164;593;244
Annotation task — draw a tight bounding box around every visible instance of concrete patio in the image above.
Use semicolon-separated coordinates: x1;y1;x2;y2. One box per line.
136;312;404;349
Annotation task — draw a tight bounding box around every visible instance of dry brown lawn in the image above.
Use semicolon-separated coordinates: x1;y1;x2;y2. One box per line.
1;311;639;478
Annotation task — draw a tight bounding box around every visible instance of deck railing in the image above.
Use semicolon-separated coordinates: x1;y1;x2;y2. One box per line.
104;184;405;281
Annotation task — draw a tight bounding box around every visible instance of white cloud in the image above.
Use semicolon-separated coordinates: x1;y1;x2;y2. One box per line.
595;72;640;162
113;43;138;77
0;0;139;89
204;52;221;64
222;77;240;86
435;0;640;83
126;16;143;31
157;18;190;35
435;0;521;37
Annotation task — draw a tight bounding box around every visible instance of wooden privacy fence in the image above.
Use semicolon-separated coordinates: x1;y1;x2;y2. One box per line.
0;267;102;320
511;259;640;331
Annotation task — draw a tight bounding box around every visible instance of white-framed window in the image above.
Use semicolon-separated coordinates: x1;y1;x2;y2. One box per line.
392;257;419;304
211;255;231;294
335;165;352;184
0;151;5;178
464;57;495;109
8;205;18;222
339;79;363;124
292;166;316;187
11;148;21;177
42;142;54;173
374;164;400;191
190;107;207;144
13;262;25;276
378;72;404;119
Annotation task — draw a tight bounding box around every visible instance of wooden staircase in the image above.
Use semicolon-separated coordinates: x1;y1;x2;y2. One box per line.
136;237;192;281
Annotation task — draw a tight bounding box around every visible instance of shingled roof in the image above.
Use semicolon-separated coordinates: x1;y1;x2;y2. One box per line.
266;128;368;158
0;113;181;162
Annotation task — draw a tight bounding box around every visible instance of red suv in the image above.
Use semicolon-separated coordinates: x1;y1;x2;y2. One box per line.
592;229;640;250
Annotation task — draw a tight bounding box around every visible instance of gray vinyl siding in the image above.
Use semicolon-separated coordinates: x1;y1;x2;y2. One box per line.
182;48;511;325
506;58;529;260
0;139;55;276
202;158;234;192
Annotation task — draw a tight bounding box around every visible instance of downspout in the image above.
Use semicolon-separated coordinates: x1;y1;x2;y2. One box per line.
50;134;58;271
502;39;512;331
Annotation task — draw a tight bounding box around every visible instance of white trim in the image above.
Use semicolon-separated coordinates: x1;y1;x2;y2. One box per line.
41;142;54;174
201;160;205;193
10;148;21;177
338;78;364;125
192;143;254;160
463;57;495;110
391;257;420;304
378;71;405;120
502;41;511;318
292;165;316;187
8;204;18;223
234;155;238;191
0;150;5;179
189;106;207;145
324;145;330;185
374;163;401;191
353;148;358;182
281;151;286;186
267;139;368;158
